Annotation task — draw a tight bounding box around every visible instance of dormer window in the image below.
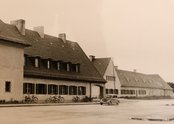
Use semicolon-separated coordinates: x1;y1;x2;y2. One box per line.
76;64;80;72
35;58;39;68
67;63;70;72
47;60;50;69
57;61;60;70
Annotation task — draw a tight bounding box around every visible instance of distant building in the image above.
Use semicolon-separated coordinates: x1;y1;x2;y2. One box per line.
0;19;106;102
167;82;174;93
92;56;173;98
91;57;121;98
117;69;173;97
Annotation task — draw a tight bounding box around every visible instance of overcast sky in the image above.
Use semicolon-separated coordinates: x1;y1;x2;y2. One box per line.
1;0;174;82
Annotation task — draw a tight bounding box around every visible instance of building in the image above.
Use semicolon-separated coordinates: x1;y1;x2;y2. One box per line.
0;19;106;102
167;82;174;93
92;56;173;98
117;69;173;97
91;57;121;97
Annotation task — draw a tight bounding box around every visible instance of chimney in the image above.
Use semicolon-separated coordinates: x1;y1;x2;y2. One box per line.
89;55;95;62
133;69;137;73
33;26;44;38
59;33;66;43
10;19;25;35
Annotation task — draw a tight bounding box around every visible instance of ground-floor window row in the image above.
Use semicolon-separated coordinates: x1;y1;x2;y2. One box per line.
23;83;86;95
105;89;118;94
121;89;146;95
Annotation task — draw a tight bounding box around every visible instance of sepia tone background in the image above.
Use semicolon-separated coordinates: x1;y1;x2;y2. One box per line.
0;0;174;82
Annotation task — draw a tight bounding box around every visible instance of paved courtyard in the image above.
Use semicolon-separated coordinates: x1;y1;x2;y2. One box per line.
1;99;174;124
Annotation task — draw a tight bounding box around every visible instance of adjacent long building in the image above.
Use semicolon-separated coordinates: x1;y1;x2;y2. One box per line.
117;69;173;97
92;57;173;98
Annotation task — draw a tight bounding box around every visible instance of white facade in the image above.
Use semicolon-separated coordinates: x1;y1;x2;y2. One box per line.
103;59;121;97
0;42;24;101
120;87;173;97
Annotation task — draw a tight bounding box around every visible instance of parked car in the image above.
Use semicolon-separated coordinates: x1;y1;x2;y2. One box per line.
100;95;120;105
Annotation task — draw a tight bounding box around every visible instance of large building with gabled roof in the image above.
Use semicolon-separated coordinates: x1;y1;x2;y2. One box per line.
92;56;173;98
117;69;173;97
91;56;121;97
0;19;106;102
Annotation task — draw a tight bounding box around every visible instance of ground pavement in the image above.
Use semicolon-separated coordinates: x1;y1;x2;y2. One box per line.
0;99;174;124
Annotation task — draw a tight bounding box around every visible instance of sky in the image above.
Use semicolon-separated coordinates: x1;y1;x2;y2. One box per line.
0;0;174;82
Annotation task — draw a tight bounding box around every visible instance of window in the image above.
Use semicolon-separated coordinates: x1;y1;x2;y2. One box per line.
23;83;35;94
109;89;114;94
69;86;77;95
121;89;136;95
78;86;86;95
114;89;118;94
121;90;125;94
47;60;50;69
138;90;146;95
35;58;39;67
71;64;76;72
48;85;58;94
67;63;70;72
76;64;80;72
57;62;60;70
59;85;68;95
106;76;115;81
36;84;47;94
106;89;109;94
62;63;67;71
5;81;11;92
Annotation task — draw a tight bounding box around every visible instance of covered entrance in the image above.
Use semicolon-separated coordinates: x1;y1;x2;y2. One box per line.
91;84;105;98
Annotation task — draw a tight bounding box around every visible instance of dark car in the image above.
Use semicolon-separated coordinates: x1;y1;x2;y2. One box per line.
100;95;120;105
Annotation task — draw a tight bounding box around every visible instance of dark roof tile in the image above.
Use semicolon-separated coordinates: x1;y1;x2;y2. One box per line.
0;20;105;83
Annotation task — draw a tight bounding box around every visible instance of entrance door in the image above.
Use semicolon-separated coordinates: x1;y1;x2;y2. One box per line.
100;87;104;98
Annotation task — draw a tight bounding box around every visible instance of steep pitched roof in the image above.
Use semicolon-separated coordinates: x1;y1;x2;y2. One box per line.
92;58;111;76
117;69;172;90
0;19;105;83
0;20;30;46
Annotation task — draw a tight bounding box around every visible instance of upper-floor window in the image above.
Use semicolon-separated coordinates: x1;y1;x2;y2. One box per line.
106;76;115;81
67;63;70;72
24;55;80;73
76;64;80;73
35;58;39;68
47;60;50;69
57;61;60;70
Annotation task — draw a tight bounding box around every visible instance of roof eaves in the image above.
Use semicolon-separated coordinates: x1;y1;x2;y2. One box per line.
0;35;31;47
